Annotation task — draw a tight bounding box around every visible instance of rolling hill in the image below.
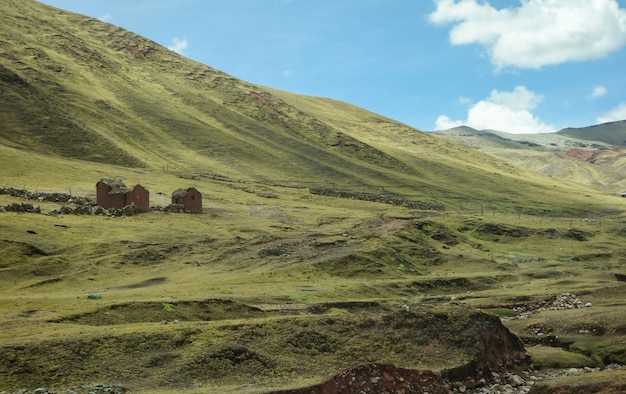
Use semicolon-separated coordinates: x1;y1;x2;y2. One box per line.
1;1;626;393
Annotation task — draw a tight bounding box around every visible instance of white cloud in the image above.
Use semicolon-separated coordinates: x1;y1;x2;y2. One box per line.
98;13;112;23
429;0;626;70
282;69;293;77
588;85;608;99
487;86;543;111
458;96;472;106
435;115;464;130
435;86;556;134
597;102;626;123
167;38;188;55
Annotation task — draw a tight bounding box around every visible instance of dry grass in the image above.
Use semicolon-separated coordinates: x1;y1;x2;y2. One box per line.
1;186;624;391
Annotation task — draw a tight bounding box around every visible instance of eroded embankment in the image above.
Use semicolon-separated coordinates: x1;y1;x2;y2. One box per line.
0;302;529;392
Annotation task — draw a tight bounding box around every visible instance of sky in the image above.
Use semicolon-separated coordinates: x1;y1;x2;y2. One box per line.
37;0;626;134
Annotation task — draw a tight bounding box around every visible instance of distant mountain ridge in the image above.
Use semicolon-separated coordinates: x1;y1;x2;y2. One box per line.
558;120;626;146
434;120;626;149
432;121;626;192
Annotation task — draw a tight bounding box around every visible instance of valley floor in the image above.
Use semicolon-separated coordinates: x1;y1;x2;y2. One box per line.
1;188;625;393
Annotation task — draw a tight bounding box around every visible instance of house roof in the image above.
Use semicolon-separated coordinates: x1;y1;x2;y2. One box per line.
172;187;199;198
99;178;129;195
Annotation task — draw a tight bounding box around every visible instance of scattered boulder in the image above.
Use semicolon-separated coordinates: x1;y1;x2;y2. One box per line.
164;203;186;213
59;206;73;215
614;273;626;282
121;203;138;216
566;229;589;241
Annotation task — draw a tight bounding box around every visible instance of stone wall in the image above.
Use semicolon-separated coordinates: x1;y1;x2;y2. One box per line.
309;187;444;211
0;187;93;205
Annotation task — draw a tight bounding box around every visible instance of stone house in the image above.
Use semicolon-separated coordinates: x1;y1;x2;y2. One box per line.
96;179;150;212
172;187;202;212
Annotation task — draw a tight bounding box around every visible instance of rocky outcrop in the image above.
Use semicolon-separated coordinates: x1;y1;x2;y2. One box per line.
272;309;529;394
0;306;529;393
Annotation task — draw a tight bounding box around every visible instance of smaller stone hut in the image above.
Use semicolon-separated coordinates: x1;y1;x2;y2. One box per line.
125;184;150;212
172;187;202;212
96;179;150;212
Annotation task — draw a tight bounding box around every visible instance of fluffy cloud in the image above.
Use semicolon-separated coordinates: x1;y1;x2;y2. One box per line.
597;102;626;123
435;115;464;130
435;86;556;134
167;38;188;54
429;0;626;70
588;85;608;99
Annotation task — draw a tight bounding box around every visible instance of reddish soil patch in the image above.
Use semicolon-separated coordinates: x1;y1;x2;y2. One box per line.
250;91;285;116
273;363;451;394
554;147;625;163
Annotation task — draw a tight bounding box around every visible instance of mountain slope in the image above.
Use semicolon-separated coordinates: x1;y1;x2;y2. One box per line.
559;120;626;146
3;0;456;189
0;0;608;212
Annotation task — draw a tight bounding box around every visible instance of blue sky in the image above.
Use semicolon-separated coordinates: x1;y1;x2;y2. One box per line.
38;0;626;133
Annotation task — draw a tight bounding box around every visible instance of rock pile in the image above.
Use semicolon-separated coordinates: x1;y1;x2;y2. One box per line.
452;364;623;393
507;292;590;320
452;371;530;394
163;203;186;213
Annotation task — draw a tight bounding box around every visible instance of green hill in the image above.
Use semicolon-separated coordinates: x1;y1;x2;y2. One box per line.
1;0;608;213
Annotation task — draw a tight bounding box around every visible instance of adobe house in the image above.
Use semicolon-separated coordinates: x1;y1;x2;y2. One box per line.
125;184;150;212
96;179;129;209
96;179;150;212
172;187;202;212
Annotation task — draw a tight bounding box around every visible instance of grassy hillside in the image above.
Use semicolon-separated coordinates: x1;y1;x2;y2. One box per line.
1;1;626;393
1;0;612;214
